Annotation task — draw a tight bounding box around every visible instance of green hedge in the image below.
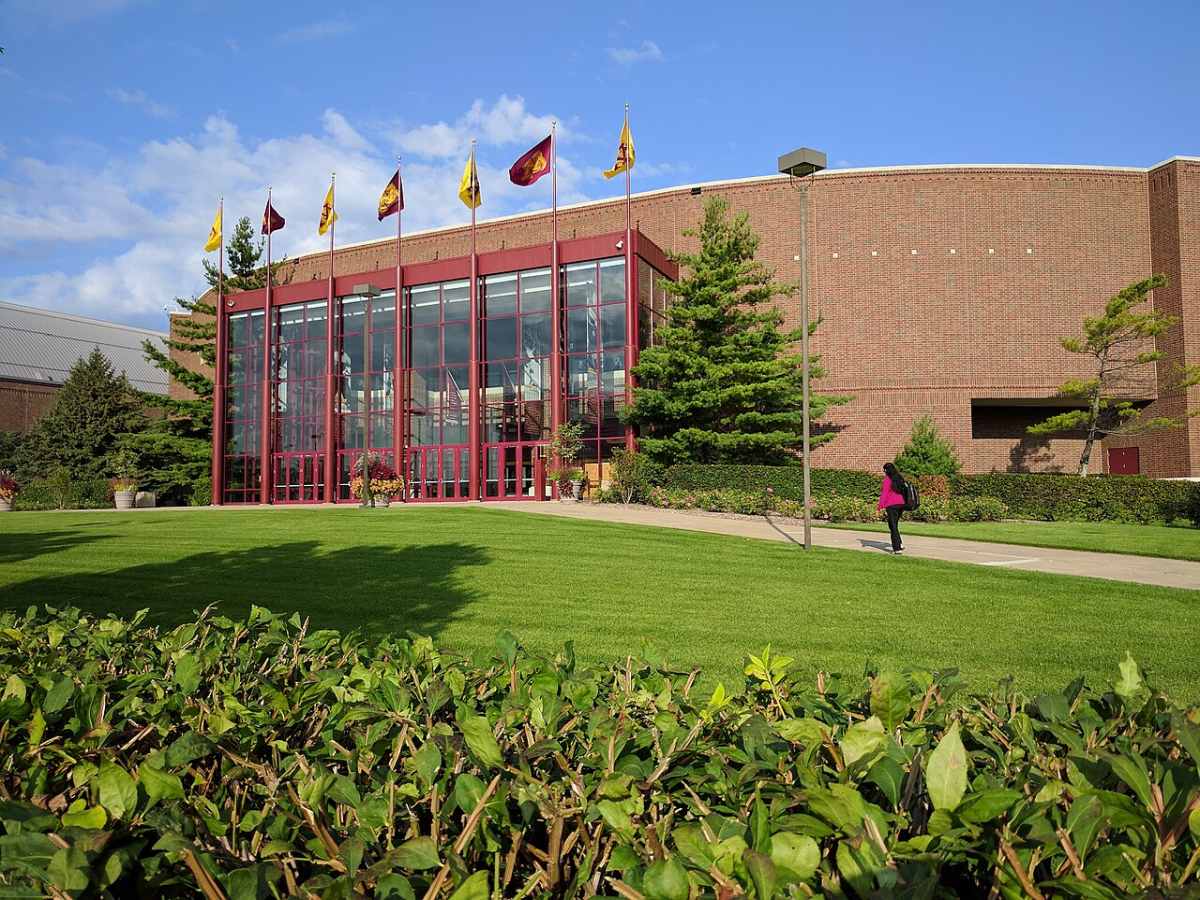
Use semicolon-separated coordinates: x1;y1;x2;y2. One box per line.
664;464;1199;525
1;607;1198;897
12;477;111;511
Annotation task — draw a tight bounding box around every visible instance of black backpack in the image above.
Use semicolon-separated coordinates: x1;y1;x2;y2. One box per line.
902;479;921;511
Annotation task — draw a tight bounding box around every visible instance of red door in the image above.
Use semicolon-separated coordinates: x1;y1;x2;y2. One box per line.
1107;447;1140;475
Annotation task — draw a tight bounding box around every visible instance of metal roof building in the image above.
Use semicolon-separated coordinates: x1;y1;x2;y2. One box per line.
0;301;168;394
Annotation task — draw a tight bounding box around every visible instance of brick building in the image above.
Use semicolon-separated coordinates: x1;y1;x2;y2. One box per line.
0;301;168;433
194;156;1200;504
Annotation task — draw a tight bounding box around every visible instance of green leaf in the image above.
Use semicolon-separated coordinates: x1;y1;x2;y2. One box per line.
672;823;714;868
957;788;1021;824
1113;653;1144;704
866;756;904;808
61;798;107;829
4;674;26;703
1172;713;1200;770
595;800;635;842
840;716;886;768
28;707;44;747
454;773;486;814
174;652;202;695
394;836;440;871
47;847;90;892
378;875;416;900
870;672;911;732
328;776;361;808
164;730;216;768
926;722;968;812
1105;752;1152;809
447;871;489;900
1067;794;1105;860
643;858;690;900
751;795;771;853
225;866;263;900
413;742;441;788
42;676;74;715
139;763;184;807
458;716;503;769
770;832;819;882
776;718;828;745
98;762;137;821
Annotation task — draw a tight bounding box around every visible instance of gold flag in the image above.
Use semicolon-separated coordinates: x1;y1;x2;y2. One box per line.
204;205;222;252
603;119;635;179
318;182;338;236
458;152;481;209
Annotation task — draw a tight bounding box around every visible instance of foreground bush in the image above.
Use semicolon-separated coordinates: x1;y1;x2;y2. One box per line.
1;608;1199;898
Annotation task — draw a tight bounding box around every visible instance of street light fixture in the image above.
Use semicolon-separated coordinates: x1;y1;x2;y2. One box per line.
777;148;827;550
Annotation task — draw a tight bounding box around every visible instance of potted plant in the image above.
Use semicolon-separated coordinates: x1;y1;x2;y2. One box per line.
548;423;585;502
109;449;139;510
567;467;586;500
0;470;17;512
351;453;398;507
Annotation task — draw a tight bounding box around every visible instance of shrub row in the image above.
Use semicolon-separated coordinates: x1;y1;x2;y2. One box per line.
0;607;1197;897
663;464;1200;525
12;476;112;511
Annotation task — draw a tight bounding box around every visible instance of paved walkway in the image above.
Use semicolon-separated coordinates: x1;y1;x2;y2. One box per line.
490;501;1199;591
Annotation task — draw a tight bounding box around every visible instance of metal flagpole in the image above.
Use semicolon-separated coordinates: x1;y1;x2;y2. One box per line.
623;103;636;454
550;121;560;500
467;141;481;500
212;197;225;506
260;187;274;505
323;174;336;503
400;159;410;504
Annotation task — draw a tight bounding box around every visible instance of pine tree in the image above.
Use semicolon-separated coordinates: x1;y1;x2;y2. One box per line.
1028;275;1200;475
625;197;849;465
17;350;143;483
893;416;962;476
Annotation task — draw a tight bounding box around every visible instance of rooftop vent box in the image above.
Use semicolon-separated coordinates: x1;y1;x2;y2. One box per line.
777;148;827;177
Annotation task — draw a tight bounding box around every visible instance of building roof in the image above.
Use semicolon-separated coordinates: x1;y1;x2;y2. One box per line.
0;301;169;394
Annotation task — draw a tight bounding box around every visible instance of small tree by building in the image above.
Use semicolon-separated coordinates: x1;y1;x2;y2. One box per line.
893;416;962;476
1028;275;1200;476
625;197;849;465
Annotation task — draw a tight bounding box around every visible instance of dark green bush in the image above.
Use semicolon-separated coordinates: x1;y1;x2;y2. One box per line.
1;607;1198;897
13;476;110;511
664;464;881;501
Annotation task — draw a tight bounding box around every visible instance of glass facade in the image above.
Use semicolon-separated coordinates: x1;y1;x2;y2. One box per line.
217;243;669;504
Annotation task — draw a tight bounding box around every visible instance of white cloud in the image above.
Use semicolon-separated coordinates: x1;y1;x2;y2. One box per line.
275;16;354;43
107;87;173;118
607;40;663;65
392;95;570;160
0;99;592;328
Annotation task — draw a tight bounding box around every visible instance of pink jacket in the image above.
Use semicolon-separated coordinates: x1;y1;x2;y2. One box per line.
878;477;906;510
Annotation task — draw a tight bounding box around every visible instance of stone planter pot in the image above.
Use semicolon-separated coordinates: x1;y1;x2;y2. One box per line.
114;490;136;510
0;498;12;512
570;480;584;500
375;496;391;508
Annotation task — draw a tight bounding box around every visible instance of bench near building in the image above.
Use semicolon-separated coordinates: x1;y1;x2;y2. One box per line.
198;156;1200;504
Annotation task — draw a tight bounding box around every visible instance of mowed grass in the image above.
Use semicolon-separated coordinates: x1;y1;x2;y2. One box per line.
820;519;1200;561
1;507;1198;698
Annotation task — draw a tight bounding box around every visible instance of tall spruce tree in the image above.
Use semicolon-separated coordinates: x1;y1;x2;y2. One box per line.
17;349;142;483
626;197;848;465
134;216;291;503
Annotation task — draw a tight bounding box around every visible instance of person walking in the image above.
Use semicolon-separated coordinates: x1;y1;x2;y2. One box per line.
877;462;908;554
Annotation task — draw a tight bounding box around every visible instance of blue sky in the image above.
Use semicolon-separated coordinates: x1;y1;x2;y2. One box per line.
1;0;1197;329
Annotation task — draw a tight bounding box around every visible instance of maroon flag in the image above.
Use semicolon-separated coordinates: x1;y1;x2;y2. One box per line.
509;135;552;187
262;200;285;235
378;170;403;220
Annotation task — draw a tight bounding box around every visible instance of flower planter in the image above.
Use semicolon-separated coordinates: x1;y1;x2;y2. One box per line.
0;499;11;512
114;490;136;510
375;496;391;508
570;480;584;500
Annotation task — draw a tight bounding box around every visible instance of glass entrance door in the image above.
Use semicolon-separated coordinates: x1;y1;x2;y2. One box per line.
406;446;468;501
483;443;548;500
273;452;324;503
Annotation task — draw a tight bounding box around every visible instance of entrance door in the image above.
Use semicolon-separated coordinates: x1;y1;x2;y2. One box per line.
483;443;548;500
1107;447;1140;475
407;447;469;501
273;452;324;503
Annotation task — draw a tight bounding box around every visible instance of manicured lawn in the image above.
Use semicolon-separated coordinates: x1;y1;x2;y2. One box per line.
820;519;1200;561
2;507;1198;697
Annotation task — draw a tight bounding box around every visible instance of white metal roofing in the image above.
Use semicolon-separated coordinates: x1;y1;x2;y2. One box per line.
0;301;169;394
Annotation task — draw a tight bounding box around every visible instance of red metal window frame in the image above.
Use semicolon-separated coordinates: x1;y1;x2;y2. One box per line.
222;310;265;504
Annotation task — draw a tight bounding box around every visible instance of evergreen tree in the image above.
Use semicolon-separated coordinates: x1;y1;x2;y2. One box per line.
1028;275;1200;475
893;415;962;476
17;350;143;482
625;197;849;465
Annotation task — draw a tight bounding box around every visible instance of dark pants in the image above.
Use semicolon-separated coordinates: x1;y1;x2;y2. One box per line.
885;505;904;551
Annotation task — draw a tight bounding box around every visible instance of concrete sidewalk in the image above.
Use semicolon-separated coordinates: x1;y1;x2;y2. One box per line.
491;501;1199;591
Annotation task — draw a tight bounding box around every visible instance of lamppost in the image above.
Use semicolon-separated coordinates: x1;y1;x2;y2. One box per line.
777;148;827;550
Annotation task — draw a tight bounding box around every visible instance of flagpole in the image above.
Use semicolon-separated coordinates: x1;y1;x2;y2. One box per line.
467;140;480;501
550;120;560;500
323;174;336;503
260;187;274;505
394;159;406;501
212;197;225;506
623;103;636;454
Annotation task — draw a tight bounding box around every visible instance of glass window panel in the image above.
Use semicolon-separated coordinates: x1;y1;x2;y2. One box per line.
565;262;596;307
639;306;652;351
485;447;500;497
484;272;518;316
279;304;305;342
370;374;393;412
485;360;519;393
411;326;438;369
600;396;625;437
371;414;391;449
567;308;596;353
339;297;366;333
577;441;600;462
442;409;467;445
600;258;625;303
601;304;626;349
372;330;393;371
371;294;396;331
411;409;437;446
408;368;438;410
342;415;365;449
518;357;548;400
601;350;626;394
228;313;249;347
443;281;469;320
409;285;440;325
521;400;550;440
568;354;597;394
249;310;265;344
443;320;469;365
485;316;517;361
520;312;551;358
639;259;653;308
459;448;469;497
519;268;551;313
307;306;328;341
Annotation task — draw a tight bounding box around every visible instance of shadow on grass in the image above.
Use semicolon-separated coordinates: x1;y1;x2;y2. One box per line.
0;530;107;565
0;539;490;642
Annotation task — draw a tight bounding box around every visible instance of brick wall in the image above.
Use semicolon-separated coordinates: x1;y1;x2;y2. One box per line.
177;163;1198;476
0;379;59;433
